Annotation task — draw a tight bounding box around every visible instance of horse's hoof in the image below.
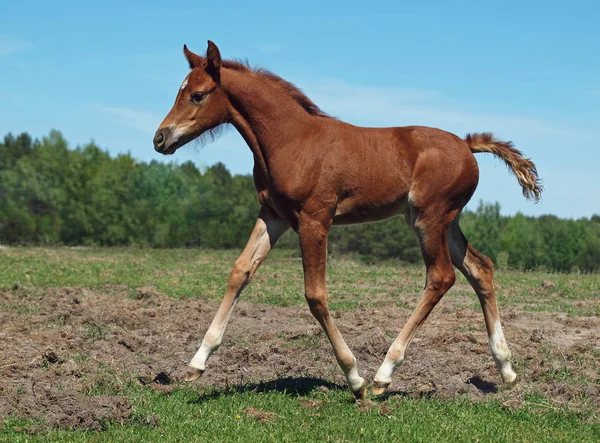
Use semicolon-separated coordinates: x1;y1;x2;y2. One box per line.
501;368;517;386
184;368;204;382
352;381;367;400
371;381;389;397
503;373;518;388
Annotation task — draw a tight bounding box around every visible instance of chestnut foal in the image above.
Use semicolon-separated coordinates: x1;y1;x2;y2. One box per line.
154;41;541;399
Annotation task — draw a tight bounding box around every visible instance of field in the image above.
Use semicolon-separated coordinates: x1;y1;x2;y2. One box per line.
0;247;599;442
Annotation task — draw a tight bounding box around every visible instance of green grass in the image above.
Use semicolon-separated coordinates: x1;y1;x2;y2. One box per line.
3;384;599;443
1;247;598;314
492;270;600;316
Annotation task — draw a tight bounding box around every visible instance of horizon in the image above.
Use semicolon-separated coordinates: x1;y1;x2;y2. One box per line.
1;1;599;218
4;128;599;222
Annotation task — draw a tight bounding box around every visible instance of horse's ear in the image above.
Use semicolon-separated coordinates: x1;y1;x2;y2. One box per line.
205;40;222;79
183;44;203;69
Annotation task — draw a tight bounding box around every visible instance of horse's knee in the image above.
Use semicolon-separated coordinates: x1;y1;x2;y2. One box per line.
443;271;456;291
305;291;328;318
228;260;251;289
427;267;455;295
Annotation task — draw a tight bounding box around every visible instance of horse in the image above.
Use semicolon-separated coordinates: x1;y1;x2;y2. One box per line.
153;41;542;399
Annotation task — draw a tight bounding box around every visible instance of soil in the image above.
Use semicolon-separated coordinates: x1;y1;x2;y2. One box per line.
1;285;598;431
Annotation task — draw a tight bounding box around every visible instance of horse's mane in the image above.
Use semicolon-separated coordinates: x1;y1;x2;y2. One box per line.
222;59;332;119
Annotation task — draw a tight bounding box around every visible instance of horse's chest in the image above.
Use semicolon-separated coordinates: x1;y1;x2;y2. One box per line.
260;166;313;205
254;160;326;225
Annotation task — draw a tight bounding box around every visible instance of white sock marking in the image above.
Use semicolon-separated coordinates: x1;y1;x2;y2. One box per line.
490;320;516;383
374;355;404;385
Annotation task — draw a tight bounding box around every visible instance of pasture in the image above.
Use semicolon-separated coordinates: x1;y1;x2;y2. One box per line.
1;247;599;442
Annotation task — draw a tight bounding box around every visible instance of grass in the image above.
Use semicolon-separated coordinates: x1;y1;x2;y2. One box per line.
1;247;598;314
3;384;599;443
1;247;599;441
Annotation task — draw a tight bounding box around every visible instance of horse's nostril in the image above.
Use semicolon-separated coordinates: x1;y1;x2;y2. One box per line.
153;130;168;153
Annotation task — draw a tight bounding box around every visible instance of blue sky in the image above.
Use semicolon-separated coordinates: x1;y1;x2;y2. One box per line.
1;0;598;218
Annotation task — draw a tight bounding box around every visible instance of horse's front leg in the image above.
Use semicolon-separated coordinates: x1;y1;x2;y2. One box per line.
298;215;366;399
185;208;289;381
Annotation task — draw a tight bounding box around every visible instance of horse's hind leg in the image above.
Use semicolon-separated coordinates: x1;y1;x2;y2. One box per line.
373;206;457;395
448;218;517;384
186;208;289;381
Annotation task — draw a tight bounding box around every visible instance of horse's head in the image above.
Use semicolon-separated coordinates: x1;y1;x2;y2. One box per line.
154;41;229;155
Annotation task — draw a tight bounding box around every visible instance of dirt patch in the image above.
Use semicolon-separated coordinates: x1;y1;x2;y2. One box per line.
1;285;599;431
244;407;277;424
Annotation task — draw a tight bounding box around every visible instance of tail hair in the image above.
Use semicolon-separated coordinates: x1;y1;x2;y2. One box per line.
465;132;542;202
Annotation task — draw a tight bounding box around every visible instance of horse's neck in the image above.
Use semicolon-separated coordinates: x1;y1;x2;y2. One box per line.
222;69;314;169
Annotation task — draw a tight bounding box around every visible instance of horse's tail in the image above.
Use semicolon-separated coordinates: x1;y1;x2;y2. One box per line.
465;132;542;202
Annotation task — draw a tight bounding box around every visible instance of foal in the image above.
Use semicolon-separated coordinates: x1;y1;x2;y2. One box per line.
154;41;541;399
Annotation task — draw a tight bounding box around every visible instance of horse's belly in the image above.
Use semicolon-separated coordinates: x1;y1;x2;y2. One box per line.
332;196;408;225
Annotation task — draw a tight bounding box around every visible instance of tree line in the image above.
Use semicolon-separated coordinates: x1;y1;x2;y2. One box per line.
1;131;599;272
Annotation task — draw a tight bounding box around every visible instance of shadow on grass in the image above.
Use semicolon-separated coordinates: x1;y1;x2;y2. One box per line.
188;377;345;404
467;376;498;394
186;374;499;404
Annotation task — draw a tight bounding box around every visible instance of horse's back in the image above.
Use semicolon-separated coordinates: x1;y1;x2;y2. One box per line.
329;123;478;223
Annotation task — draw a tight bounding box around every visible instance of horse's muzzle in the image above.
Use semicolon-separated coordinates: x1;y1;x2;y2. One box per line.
153;128;172;154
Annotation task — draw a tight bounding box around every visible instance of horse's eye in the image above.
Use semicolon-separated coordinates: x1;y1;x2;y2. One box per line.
191;91;205;103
